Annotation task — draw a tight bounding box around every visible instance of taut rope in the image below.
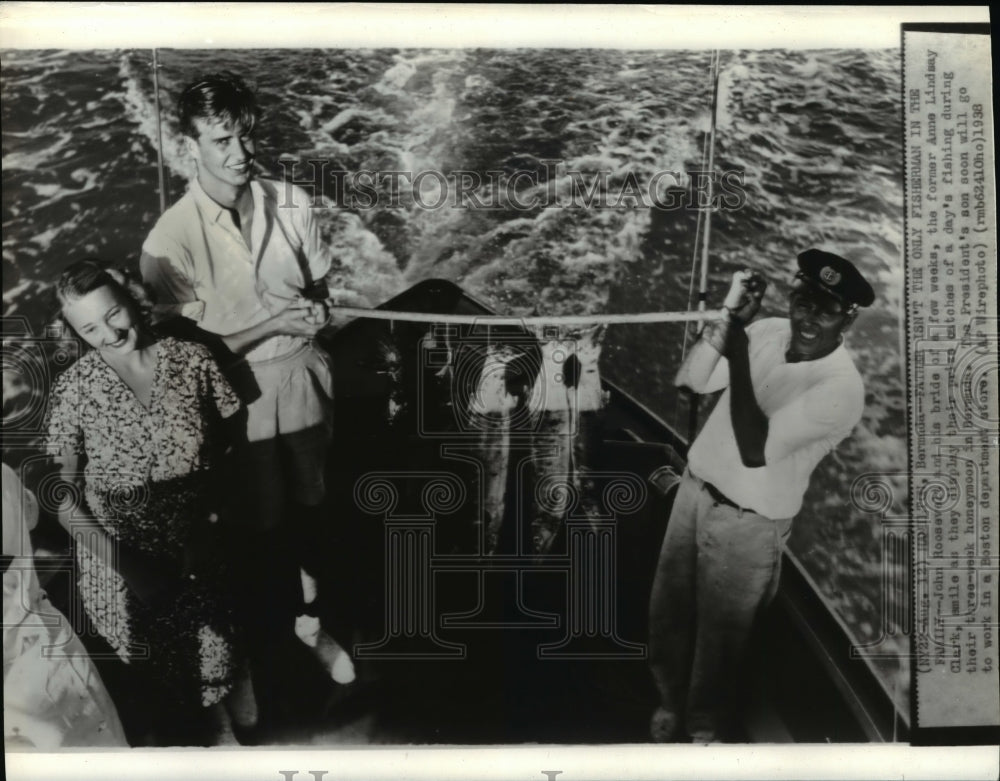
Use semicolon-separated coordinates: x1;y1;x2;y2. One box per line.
324;305;727;327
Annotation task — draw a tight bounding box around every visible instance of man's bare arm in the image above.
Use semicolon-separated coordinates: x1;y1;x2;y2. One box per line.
675;322;730;392
675;270;766;393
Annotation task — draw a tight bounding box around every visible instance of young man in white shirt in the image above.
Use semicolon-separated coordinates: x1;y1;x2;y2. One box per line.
648;249;875;742
141;72;354;735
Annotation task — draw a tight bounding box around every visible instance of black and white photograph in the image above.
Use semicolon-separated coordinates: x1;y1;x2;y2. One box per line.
1;4;996;780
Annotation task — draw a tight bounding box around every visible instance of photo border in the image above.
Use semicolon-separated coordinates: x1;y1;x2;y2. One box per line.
2;4;997;780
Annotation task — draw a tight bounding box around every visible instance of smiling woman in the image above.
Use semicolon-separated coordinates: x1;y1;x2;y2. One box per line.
45;259;256;745
56;265;156;397
61;285;140;352
55;261;162;409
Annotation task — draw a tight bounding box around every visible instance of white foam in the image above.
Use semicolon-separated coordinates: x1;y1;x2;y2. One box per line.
24;168;101;212
375;60;417;94
2;280;35;306
319;107;367;134
2;131;74;171
27;183;60;198
116;52;194;181
29;210;85;252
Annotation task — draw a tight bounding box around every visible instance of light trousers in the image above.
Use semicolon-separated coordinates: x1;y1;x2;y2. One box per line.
648;471;792;741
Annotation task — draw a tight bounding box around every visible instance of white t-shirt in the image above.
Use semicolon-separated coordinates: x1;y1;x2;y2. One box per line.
141;177;332;363
686;317;865;519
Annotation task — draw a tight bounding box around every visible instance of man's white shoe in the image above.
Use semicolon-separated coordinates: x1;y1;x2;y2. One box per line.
295;615;355;684
318;630;356;685
294;614;321;647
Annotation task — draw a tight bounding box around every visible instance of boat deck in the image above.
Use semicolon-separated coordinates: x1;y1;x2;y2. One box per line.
30;279;903;746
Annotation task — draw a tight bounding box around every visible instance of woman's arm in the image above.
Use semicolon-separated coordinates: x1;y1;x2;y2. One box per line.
54;454;176;605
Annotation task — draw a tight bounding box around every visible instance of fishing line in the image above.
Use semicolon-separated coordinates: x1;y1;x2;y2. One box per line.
152;49;168;215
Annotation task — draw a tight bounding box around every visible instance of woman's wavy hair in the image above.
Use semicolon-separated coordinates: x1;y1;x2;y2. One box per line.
54;259;155;341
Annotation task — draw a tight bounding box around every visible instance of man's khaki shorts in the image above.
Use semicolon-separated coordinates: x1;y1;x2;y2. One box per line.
242;343;334;511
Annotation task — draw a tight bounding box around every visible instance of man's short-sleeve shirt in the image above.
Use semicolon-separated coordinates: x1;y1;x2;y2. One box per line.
686;317;865;519
141;177;331;363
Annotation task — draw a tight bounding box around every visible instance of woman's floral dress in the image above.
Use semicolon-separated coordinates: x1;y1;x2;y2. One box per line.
46;337;241;707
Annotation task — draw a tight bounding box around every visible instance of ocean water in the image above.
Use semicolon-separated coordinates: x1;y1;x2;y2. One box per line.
1;48;907;705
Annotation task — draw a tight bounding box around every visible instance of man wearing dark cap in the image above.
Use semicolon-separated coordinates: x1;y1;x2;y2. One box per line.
647;249;875;743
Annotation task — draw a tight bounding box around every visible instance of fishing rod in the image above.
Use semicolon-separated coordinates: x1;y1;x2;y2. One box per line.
698;49;721;315
152;49;167;214
686;49;722;443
